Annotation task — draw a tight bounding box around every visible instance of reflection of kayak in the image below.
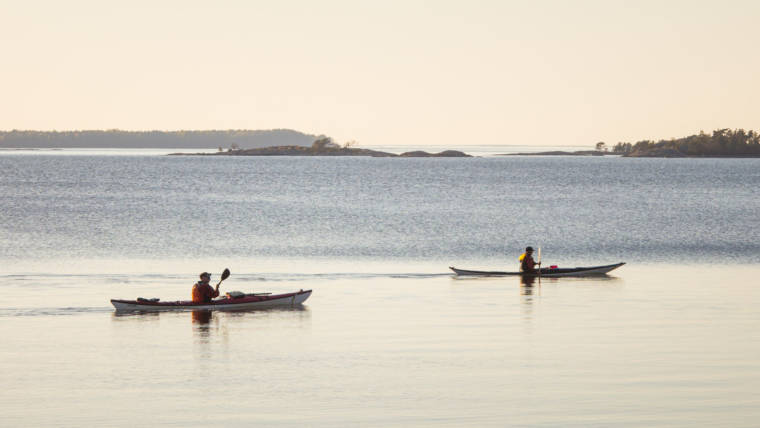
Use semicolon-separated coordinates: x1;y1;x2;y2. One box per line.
449;263;625;277
111;289;312;311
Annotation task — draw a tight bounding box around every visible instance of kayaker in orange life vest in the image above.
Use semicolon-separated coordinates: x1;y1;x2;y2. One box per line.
519;246;541;273
192;272;220;303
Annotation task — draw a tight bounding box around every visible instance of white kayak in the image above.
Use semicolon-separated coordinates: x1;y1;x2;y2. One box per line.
449;263;625;277
111;289;312;311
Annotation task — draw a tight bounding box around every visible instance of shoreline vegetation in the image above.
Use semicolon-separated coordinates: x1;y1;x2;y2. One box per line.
171;138;471;157
505;129;760;158
612;128;760;157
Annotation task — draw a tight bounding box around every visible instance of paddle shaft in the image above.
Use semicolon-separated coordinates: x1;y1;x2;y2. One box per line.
537;247;542;292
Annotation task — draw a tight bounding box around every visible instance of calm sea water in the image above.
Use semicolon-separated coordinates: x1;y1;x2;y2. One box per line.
1;151;759;427
0;153;758;265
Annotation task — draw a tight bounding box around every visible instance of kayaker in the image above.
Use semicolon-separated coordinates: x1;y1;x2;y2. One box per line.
192;272;220;303
519;246;540;273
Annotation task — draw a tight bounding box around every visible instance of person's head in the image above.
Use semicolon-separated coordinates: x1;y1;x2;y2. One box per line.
199;272;211;282
525;246;534;253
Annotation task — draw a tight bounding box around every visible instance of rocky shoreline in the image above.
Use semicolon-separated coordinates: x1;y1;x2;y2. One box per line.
171;146;471;157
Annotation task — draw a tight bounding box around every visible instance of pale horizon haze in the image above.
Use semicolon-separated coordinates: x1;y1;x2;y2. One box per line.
2;0;759;146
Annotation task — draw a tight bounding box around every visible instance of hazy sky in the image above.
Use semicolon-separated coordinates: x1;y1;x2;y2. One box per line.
2;0;759;146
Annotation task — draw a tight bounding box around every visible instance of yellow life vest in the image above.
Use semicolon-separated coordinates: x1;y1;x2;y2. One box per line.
519;253;526;262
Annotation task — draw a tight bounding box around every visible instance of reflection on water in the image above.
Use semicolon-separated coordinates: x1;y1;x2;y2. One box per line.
450;274;625;317
192;310;218;353
190;307;312;359
192;310;214;344
519;276;537;323
520;275;537;289
190;306;312;334
224;305;311;315
111;306;311;323
111;310;160;320
191;309;213;325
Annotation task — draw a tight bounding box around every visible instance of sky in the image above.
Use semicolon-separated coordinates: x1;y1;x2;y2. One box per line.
1;0;759;147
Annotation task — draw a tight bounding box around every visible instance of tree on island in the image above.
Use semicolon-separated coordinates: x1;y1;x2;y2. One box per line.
311;137;341;152
612;142;633;153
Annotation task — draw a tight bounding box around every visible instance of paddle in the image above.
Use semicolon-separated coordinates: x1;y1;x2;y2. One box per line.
537;247;542;294
215;268;230;294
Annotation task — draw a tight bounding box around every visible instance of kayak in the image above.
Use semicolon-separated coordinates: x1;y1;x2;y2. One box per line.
111;289;312;311
449;262;625;277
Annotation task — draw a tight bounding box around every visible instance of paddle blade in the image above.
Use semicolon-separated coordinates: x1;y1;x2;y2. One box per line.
221;268;231;281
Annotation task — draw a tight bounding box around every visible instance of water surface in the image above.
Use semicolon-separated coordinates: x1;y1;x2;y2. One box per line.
1;154;758;265
0;152;758;427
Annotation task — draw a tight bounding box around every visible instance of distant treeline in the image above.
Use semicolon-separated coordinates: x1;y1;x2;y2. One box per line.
612;129;760;157
0;129;324;149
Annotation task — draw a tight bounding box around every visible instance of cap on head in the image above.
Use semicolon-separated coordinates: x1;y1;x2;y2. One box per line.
200;272;211;279
525;246;534;252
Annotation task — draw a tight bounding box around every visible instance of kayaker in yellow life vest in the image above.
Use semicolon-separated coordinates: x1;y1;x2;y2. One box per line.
519;246;540;273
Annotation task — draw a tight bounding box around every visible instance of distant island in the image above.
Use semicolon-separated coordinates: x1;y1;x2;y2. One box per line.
171;138;471;157
504;128;760;158
612;128;760;157
0;129;322;149
5;128;756;158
